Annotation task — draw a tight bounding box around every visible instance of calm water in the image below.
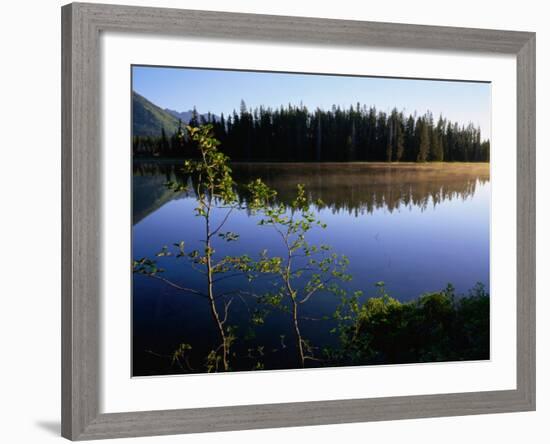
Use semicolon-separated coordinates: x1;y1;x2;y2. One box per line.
132;161;490;375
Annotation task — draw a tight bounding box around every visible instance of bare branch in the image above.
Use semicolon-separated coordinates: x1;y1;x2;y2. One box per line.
299;276;335;304
221;298;233;326
211;207;234;237
215;290;242;300
234;290;263;300
212;273;242;284
298;284;323;304
303;355;323;362
147;274;207;298
298;316;326;322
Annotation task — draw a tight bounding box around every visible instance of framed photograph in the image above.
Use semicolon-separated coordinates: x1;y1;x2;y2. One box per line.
61;2;536;440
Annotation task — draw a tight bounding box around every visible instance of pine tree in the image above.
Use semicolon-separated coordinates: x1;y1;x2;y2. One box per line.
395;114;405;162
386;114;393;162
417;118;430;162
133;101;490;163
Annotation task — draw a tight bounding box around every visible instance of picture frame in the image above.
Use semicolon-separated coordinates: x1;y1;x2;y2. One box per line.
61;2;536;440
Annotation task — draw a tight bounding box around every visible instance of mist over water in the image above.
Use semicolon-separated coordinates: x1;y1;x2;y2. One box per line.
132;161;490;376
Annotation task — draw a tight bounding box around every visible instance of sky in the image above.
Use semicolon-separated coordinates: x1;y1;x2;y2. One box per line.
132;66;491;140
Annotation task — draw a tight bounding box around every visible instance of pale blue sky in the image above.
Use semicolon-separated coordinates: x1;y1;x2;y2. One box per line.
132;66;491;140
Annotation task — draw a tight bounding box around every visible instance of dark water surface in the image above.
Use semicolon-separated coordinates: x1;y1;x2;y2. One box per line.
132;161;490;376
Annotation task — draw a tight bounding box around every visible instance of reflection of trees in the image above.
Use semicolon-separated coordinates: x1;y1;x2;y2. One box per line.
133;161;490;223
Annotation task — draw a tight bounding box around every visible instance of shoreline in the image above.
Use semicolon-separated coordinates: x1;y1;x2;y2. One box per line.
133;158;489;167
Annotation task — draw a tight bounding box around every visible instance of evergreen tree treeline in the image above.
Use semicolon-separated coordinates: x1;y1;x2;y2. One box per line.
133;102;490;162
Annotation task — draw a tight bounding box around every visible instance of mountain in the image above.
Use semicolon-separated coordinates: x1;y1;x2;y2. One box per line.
164;109;220;125
132;91;220;137
164;109;195;123
132;91;181;137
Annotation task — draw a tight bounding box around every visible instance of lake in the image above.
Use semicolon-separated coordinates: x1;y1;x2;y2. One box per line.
132;161;490;375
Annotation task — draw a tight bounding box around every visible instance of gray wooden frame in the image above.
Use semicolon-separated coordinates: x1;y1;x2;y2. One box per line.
61;2;536;440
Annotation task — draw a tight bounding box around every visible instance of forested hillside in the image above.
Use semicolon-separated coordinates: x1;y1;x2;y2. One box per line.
132;92;180;137
133;98;490;162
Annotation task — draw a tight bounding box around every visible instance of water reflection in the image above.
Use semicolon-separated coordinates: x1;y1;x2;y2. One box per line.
133;161;490;222
132;160;490;376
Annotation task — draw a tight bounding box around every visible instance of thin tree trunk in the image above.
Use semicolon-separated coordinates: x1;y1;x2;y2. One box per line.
205;202;229;371
284;250;305;368
291;299;305;368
